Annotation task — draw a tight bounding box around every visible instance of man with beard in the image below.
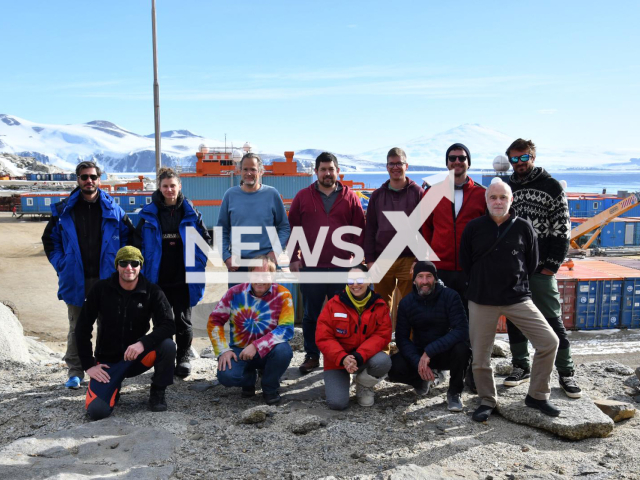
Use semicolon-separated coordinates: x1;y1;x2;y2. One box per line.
387;261;471;412
217;153;291;287
42;161;133;389
460;180;560;422
288;152;366;374
504;139;581;399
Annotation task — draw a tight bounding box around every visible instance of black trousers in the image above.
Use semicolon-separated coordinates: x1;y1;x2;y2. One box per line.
388;341;471;394
437;270;469;318
161;284;192;355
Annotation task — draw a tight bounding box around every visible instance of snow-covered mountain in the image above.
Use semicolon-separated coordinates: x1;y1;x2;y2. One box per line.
0;114;637;174
357;124;640;171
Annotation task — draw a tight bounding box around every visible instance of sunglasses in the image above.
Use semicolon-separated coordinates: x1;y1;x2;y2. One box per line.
387;162;406;168
80;174;99;181
509;154;533;164
447;155;468;163
118;260;141;268
347;277;366;285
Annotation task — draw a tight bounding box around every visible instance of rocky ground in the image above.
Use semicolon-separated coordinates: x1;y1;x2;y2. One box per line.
1;311;639;480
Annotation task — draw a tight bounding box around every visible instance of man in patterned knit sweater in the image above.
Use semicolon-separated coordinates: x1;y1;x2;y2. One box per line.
504;138;582;398
208;255;294;405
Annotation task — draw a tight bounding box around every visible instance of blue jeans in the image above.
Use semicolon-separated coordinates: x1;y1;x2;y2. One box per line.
300;267;347;358
217;342;293;395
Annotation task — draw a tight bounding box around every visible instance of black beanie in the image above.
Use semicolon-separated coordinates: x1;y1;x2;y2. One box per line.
413;261;438;282
445;143;471;167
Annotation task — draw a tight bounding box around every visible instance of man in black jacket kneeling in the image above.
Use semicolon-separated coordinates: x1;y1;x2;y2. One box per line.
388;261;471;412
75;246;176;420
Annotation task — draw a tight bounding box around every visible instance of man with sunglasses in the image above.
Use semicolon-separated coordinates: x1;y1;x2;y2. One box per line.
504;139;581;399
365;147;425;332
42;161;134;390
75;247;176;419
421;143;486;392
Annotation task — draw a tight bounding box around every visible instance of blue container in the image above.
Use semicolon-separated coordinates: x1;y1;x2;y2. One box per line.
621;278;640;328
599;279;623;328
576;280;599;329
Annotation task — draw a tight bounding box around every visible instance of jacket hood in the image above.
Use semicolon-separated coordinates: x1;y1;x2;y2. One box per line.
509;166;549;186
152;189;184;209
306;180;348;213
61;187;116;216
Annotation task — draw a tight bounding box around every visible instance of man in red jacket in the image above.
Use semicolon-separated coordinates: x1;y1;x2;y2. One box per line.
422;143;486;313
365;147;425;331
422;143;485;392
289;152;366;374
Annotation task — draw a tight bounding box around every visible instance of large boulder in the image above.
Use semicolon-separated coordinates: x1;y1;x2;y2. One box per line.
0;418;179;479
497;381;614;440
593;399;636;422
0;303;30;364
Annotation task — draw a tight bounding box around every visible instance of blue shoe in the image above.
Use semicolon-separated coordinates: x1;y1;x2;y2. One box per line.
65;376;81;389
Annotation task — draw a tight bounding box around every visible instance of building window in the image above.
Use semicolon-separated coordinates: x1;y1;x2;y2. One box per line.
129;197;135;205
26;198;33;206
146;197;152;204
114;197;120;205
44;198;51;206
593;202;599;209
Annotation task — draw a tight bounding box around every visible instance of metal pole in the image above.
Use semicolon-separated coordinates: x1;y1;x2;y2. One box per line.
152;0;161;182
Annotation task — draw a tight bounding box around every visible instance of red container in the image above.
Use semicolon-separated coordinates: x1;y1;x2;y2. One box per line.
496;315;507;333
556;277;577;330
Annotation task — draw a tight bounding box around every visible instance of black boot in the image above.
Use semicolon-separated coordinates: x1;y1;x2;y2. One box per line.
149;384;168;412
175;349;192;378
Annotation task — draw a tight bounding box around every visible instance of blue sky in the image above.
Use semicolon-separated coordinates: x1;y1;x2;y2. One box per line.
2;1;639;155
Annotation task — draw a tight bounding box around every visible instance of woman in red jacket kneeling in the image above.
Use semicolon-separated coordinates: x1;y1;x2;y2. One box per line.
316;264;392;409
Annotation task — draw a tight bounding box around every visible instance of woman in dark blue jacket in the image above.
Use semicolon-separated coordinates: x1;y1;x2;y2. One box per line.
136;168;211;377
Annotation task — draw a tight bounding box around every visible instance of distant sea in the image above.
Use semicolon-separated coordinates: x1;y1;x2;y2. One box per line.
341;170;640;194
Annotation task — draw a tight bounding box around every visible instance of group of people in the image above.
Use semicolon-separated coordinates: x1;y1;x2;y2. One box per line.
43;137;580;423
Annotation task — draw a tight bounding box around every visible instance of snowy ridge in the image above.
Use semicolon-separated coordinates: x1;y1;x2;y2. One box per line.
0;115;637;173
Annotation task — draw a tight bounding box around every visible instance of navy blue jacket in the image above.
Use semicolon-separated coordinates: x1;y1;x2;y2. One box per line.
136;194;210;307
42;188;132;307
395;281;469;369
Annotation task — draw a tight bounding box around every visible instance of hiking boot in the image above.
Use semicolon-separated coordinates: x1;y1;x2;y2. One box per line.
559;376;582;398
298;356;320;375
65;376;81;389
263;391;281;405
148;384;167;412
174;352;191;378
472;405;494;422
413;380;432;396
504;367;530;387
355;383;375;407
447;391;463;412
241;386;256;398
525;394;560;417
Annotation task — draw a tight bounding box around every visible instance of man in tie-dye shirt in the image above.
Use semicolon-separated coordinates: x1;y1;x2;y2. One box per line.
208;255;294;405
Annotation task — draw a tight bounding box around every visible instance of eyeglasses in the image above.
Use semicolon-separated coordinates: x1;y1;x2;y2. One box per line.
118;260;141;268
387;162;406;168
347;277;366;285
79;174;99;181
509;154;533;164
448;155;468;163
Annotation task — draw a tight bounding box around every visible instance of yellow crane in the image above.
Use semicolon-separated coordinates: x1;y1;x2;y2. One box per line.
570;192;640;249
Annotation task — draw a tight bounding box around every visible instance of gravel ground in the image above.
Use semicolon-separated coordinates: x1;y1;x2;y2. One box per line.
1;345;639;480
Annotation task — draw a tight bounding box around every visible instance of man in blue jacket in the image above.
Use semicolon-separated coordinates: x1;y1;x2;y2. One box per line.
387;261;471;412
42;161;133;389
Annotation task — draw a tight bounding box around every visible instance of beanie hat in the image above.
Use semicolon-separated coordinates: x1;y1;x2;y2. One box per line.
115;246;144;268
445;143;471;167
413;261;438;282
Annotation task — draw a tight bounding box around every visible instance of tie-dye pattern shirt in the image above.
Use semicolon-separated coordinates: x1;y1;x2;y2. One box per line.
207;283;294;358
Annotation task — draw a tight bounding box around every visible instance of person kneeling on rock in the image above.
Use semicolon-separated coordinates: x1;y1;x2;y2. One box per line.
208;255;294;405
75;246;177;420
315;264;392;410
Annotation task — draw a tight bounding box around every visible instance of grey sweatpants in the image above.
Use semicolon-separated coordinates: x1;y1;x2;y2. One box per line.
323;352;391;410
